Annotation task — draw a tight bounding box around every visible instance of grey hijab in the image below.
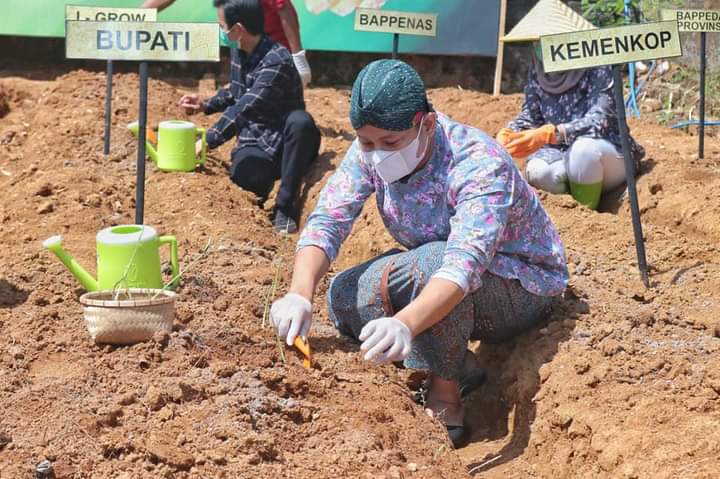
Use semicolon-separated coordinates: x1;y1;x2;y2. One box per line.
533;57;586;95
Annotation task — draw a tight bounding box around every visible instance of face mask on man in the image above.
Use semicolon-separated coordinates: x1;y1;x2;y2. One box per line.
220;27;240;50
362;116;430;184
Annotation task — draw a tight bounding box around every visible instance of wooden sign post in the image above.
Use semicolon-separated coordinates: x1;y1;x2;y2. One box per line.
662;9;720;159
541;21;682;287
354;8;437;59
66;20;219;224
65;6;157;156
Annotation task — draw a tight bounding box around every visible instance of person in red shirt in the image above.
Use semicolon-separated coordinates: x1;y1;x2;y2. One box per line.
141;0;311;86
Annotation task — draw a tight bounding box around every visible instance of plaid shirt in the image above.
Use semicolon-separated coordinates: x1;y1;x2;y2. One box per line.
203;35;304;156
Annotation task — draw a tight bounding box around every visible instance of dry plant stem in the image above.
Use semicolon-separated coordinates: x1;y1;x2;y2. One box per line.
151;237;214;300
113;230;147;301
468;454;503;474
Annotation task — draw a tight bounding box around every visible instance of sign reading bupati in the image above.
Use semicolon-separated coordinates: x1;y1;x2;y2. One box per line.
661;9;720;32
354;8;437;37
65;21;219;62
65;5;157;22
540;21;681;73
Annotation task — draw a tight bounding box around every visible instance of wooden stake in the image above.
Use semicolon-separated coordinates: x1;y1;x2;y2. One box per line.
493;0;508;96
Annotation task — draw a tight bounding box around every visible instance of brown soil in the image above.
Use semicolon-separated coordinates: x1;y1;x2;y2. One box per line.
1;69;720;478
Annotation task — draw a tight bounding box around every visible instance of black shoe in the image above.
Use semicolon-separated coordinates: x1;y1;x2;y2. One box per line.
447;424;469;449
272;209;298;234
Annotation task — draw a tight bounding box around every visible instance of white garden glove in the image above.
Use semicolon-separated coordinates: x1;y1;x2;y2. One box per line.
359;317;412;366
270;293;312;346
292;50;312;88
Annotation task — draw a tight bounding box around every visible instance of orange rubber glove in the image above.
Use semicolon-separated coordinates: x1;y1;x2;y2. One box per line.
504;124;556;158
496;127;514;147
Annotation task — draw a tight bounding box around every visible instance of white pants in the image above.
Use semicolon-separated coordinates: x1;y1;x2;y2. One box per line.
525;137;627;194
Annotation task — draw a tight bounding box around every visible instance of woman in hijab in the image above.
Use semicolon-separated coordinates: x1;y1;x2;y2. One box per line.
270;60;569;448
497;43;645;210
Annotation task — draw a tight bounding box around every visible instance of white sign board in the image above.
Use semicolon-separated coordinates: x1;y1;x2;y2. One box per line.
661;9;720;32
65;21;219;62
540;21;682;73
66;5;157;22
354;8;437;37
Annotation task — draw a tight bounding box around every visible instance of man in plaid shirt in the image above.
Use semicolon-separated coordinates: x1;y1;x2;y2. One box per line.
180;0;320;233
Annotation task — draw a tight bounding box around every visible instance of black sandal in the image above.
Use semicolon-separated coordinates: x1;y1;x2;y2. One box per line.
446;424;469;449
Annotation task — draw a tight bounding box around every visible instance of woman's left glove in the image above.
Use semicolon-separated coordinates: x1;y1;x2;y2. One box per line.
292;50;312;88
359;317;412;365
505;124;556;158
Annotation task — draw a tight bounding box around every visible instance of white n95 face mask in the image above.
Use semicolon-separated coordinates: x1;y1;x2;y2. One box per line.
361;119;429;184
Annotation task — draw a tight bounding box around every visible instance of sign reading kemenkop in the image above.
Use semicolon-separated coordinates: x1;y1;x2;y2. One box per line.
661;9;720;32
65;5;157;23
540;21;682;73
354;8;437;37
65;21;219;62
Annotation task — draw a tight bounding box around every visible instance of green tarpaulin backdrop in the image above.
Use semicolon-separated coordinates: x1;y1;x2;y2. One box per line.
0;0;499;56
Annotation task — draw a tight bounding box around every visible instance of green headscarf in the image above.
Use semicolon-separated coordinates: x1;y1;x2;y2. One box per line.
350;59;429;131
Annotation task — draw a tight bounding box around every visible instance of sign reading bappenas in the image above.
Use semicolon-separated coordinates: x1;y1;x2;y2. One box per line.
540;21;682;73
354;8;437;37
65;21;219;62
661;9;720;32
65;5;157;23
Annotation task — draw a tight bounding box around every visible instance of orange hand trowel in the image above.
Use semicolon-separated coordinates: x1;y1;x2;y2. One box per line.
293;336;312;369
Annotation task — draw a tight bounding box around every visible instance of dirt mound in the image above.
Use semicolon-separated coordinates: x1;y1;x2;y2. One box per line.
1;68;720;478
0;71;466;478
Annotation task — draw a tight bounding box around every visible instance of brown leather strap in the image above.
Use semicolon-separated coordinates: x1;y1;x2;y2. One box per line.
379;259;396;316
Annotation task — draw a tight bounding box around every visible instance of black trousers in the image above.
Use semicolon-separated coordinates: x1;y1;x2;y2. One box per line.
229;110;321;214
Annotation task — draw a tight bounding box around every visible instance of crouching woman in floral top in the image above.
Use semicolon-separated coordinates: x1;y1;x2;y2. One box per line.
270;60;569;448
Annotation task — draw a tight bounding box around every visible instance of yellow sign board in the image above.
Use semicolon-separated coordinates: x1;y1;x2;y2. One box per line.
66;5;157;22
65;21;219;62
354;8;437;37
661;9;720;32
540;21;682;73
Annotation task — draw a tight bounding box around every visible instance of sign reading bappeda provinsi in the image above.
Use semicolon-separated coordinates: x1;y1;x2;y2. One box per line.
354;9;437;37
540;21;681;73
66;21;219;62
661;9;720;32
66;5;157;22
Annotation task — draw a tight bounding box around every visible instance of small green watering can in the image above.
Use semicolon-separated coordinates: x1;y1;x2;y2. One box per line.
43;225;179;292
128;120;207;172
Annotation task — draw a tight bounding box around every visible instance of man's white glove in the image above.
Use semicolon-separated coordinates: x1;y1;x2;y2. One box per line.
270;293;312;346
292;50;312;88
359;317;412;365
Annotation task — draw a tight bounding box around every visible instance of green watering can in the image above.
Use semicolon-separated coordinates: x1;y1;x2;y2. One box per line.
128;120;207;172
43;225;179;292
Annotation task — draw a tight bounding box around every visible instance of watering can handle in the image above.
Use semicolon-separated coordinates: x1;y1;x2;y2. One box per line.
159;235;180;288
196;127;207;165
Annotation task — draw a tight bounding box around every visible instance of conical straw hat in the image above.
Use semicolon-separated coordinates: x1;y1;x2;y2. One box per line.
503;0;595;43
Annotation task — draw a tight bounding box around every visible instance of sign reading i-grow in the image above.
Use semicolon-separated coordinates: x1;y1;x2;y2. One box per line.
65;5;157;23
65;21;219;62
540;20;681;73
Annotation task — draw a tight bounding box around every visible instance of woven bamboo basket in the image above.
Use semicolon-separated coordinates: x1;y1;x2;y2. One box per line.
79;289;176;345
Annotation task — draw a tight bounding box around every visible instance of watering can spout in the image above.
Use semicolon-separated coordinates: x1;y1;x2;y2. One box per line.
42;235;98;291
127;121;159;163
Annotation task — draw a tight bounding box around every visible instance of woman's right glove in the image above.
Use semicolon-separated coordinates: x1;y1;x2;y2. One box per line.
270;293;312;346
